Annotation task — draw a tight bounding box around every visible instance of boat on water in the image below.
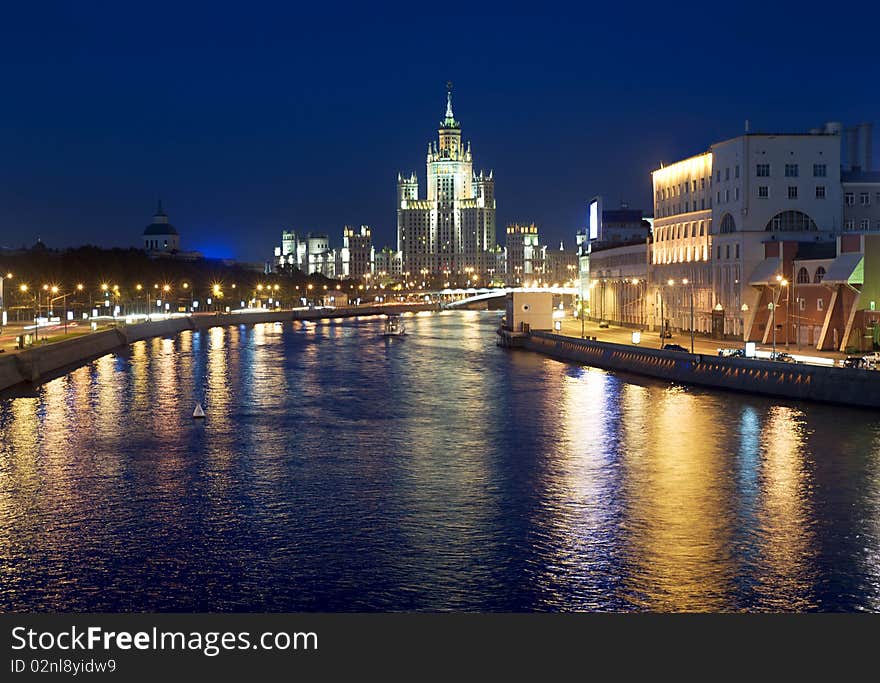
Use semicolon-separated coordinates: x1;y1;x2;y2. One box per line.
193;403;206;419
382;314;406;337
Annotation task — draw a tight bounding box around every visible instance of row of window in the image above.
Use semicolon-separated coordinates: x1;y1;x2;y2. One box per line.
844;192;879;206
653;244;710;264
796;266;827;284
722;166;739;181
656;179;710;201
656;199;709;216
716;244;741;260
655;221;706;241
844;220;880;231
755;163;826;178
663;187;880;214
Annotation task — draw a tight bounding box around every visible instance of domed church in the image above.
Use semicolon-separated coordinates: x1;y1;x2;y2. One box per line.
143;201;181;253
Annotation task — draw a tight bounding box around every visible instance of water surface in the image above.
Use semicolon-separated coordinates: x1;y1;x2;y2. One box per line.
1;311;879;611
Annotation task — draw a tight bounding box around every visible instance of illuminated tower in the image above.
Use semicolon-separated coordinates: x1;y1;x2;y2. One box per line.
397;83;496;278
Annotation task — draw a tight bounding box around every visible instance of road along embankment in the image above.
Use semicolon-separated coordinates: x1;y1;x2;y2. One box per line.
0;304;436;393
518;330;880;409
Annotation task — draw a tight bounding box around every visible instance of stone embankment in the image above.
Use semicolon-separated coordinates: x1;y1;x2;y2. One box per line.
0;304;435;392
513;330;880;409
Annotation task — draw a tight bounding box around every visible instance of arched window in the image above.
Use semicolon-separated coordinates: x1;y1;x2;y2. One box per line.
719;213;736;233
765;210;819;232
797;267;810;284
814;266;826;283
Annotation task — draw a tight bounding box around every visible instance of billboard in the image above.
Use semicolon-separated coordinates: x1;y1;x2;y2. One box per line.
588;197;601;241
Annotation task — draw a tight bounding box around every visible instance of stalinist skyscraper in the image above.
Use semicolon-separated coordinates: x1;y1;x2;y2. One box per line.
397;84;496;279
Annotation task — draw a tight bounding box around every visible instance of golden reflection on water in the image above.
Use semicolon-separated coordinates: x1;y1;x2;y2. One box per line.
620;387;735;612
130;341;149;413
755;406;817;611
528;367;621;608
151;338;181;442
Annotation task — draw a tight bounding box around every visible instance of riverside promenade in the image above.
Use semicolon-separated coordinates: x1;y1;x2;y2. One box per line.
0;303;435;393
557;318;848;364
503;318;880;409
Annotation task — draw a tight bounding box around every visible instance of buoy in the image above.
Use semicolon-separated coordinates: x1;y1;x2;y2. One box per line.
193;403;206;419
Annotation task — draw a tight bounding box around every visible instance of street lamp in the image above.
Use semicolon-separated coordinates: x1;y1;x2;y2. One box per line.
20;284;36;341
770;274;788;358
657;278;674;345
682;278;695;354
0;272;11;327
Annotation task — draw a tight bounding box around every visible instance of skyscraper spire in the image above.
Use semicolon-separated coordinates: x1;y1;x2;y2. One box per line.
445;81;454;119
441;81;459;129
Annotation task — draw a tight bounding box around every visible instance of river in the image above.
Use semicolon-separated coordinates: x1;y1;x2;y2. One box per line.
1;310;879;611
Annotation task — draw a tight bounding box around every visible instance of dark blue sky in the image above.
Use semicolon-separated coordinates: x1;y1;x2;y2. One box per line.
1;2;878;262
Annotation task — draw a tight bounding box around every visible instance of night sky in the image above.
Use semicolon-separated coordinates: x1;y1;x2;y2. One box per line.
1;2;878;263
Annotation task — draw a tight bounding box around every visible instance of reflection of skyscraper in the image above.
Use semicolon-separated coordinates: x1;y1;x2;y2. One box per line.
397;84;497;277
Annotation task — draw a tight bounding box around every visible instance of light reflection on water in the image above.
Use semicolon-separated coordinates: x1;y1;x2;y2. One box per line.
1;311;880;612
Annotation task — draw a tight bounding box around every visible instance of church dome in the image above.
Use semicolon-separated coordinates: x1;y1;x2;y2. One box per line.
143;200;179;235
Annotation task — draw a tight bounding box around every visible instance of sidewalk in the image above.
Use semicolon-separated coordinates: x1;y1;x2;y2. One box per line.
557;318;848;363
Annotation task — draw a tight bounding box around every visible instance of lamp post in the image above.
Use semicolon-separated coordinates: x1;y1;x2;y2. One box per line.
682;278;695;354
0;272;9;327
19;284;35;341
659;279;674;346
771;274;789;358
182;282;192;311
50;291;71;334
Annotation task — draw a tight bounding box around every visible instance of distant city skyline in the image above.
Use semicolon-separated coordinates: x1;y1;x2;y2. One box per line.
0;4;878;262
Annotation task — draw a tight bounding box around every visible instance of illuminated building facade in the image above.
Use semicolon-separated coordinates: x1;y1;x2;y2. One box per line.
504;223;543;285
339;225;374;279
651;124;844;338
651;152;714;335
397;84;497;278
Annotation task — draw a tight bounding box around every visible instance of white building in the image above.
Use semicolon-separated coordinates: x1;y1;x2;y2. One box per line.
397;84;497;278
651;123;844;338
338;225;374;279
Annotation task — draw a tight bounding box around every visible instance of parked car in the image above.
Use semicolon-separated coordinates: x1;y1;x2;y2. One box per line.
718;348;746;358
861;352;880;367
598;320;610;328
842;356;869;369
663;343;689;353
769;352;796;363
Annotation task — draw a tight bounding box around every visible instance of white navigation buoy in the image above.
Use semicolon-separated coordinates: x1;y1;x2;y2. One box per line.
193;403;206;419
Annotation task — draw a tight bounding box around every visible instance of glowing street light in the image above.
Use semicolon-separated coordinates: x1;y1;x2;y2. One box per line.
771;274;789;358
